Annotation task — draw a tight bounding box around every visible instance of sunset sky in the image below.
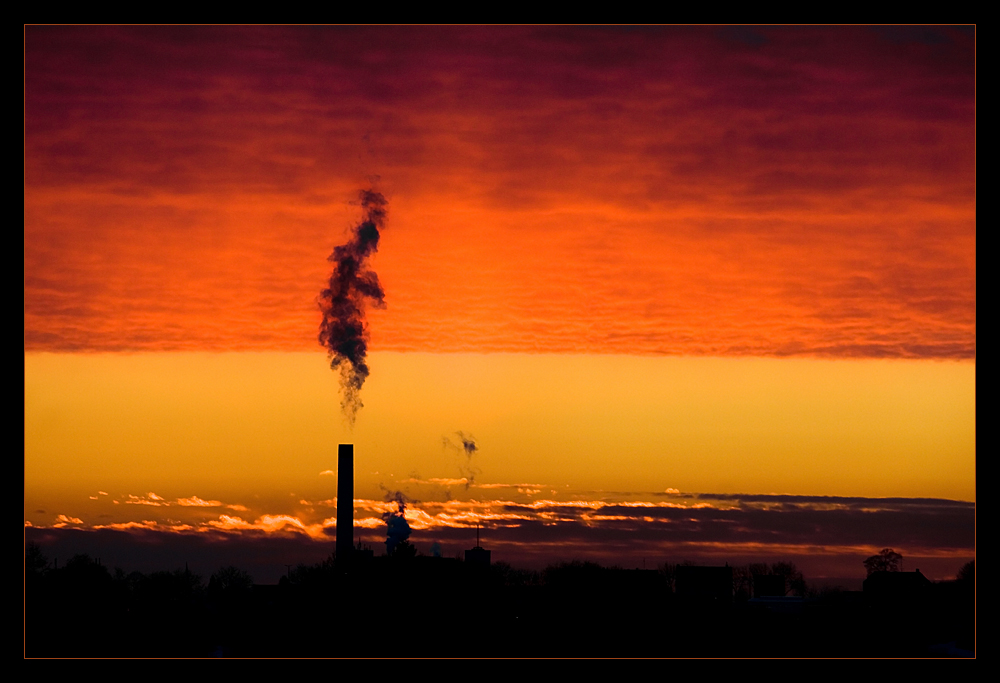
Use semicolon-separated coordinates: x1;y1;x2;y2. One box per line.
24;26;975;583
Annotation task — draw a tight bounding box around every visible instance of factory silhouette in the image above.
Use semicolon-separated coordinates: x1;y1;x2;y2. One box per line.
25;443;975;658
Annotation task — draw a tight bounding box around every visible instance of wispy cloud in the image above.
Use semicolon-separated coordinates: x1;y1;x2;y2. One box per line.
176;496;222;507
33;492;972;564
53;514;84;526
404;476;471;487
28;489;973;582
204;514;332;541
125;493;168;507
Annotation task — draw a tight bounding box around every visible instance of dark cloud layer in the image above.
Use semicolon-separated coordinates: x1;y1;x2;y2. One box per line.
26;492;973;584
24;26;975;358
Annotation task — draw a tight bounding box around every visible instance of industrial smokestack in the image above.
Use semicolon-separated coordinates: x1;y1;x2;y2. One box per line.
337;444;354;563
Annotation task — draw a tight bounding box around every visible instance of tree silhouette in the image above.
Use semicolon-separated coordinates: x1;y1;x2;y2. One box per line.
732;561;806;598
25;542;49;578
209;565;253;594
863;548;902;576
770;561;807;596
956;560;974;583
390;539;417;560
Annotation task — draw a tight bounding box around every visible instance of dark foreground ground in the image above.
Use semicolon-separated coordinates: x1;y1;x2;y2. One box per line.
25;550;974;658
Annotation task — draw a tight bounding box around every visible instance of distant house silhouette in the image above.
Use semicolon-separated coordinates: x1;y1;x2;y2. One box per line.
465;545;491;568
465;523;491;570
753;573;785;598
676;565;732;605
863;569;932;604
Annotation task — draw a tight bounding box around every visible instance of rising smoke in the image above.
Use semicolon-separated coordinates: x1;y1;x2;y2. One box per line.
318;190;388;424
443;431;480;488
381;489;413;556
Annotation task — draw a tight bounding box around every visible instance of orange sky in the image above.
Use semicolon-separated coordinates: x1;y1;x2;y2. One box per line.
25;26;974;358
24;26;975;579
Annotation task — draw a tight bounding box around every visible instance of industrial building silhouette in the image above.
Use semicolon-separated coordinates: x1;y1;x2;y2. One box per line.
23;445;975;657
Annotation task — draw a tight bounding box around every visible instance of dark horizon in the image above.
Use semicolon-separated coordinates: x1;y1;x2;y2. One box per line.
24;532;975;658
24;492;973;588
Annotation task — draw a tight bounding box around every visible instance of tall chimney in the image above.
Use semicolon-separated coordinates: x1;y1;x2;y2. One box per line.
337;444;353;562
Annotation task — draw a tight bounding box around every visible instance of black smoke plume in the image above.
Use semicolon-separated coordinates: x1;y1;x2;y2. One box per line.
318;190;388;424
443;431;480;488
381;490;412;556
